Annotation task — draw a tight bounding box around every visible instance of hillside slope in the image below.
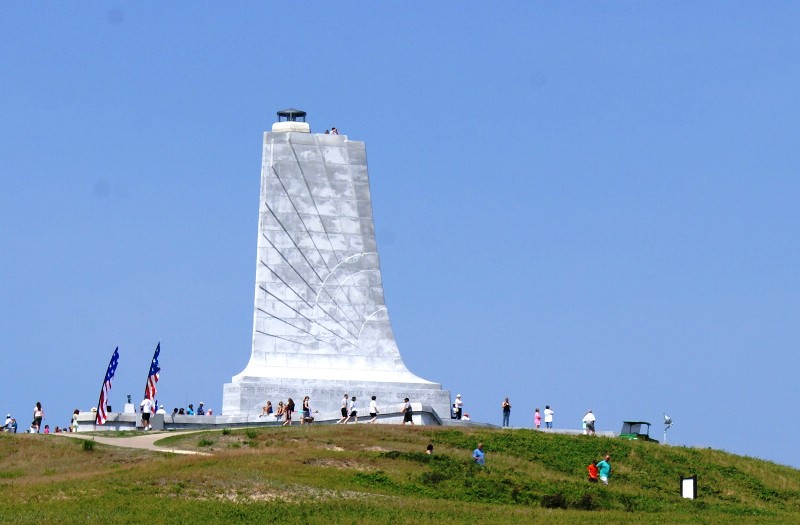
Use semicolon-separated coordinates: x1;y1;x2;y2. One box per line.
1;426;798;524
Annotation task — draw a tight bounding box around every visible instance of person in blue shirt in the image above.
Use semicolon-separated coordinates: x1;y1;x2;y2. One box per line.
597;455;612;485
197;402;205;416
473;443;485;466
186;404;194;415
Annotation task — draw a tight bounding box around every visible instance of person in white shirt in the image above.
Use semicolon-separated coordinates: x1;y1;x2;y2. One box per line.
337;394;349;424
544;405;555;429
369;396;379;423
155;405;167;415
402;398;414;426
582;410;596;436
3;414;12;431
342;396;358;424
140;398;153;430
454;394;463;420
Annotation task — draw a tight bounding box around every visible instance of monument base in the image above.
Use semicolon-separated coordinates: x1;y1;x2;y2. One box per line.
223;377;451;423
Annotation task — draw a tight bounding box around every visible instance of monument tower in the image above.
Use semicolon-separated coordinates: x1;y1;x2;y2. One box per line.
222;109;451;421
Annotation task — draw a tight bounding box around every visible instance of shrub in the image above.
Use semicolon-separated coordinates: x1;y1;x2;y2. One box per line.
197;438;215;447
245;429;258;440
541;493;568;509
82;440;95;452
353;471;392;486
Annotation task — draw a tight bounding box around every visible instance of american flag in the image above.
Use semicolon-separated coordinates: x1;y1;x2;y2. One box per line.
143;342;161;405
96;347;120;425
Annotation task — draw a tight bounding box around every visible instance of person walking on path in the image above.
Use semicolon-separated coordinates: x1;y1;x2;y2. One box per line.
32;402;44;433
283;398;295;426
454;394;463;420
587;460;599;482
582;410;596;436
597;455;612;485
342;396;358;424
337;394;349;424
472;443;485;466
402;398;414;425
368;396;379;423
544;405;554;429
71;409;80;433
534;408;542;429
502;398;511;427
139;397;153;431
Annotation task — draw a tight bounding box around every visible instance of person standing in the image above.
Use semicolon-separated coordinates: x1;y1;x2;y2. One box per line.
597;455;612;485
301;396;317;424
337;394;349;424
544;405;554;429
472;443;485;466
71;409;80;432
587;460;599;483
402;398;414;425
368;396;379;423
582;410;596;436
32;402;44;433
501;397;511;427
534;408;542;429
454;394;463;420
283;397;295;426
140;397;153;431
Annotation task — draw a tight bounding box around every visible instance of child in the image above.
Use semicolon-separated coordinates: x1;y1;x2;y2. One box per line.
587;460;599;483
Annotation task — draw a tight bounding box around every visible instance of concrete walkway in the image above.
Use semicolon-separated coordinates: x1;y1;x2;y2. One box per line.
55;430;210;455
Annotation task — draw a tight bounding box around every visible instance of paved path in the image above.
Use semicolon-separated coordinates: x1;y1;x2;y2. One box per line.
55;431;210;455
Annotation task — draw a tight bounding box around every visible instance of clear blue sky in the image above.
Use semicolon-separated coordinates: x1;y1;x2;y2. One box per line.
2;4;799;468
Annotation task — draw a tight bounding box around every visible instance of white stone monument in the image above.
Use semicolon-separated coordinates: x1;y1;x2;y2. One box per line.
222;109;451;421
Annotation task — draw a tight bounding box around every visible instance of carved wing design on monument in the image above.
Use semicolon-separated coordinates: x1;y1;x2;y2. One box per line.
252;133;397;358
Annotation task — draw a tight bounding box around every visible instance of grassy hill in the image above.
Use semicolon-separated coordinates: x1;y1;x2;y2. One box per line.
1;425;799;524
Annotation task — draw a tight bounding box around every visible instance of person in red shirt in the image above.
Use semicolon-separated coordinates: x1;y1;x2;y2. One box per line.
587;460;599;482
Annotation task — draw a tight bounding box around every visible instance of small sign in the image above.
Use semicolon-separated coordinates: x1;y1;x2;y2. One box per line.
681;475;697;499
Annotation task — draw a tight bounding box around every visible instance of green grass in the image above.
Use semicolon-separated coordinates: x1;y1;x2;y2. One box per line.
0;426;798;523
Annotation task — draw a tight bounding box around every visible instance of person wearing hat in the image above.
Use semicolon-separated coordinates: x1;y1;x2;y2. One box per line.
155;405;166;415
3;414;12;432
197;402;205;416
454;394;463;420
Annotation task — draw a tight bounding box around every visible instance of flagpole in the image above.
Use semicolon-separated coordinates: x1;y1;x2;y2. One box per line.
142;343;161;430
95;347;120;427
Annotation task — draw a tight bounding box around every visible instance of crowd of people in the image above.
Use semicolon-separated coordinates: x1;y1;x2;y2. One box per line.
139;398;211;430
8;396;616;486
254;394;418;427
2;402;82;434
489;397;602;435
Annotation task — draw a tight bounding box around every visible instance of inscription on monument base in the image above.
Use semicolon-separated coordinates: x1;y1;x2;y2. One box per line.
223;380;451;421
